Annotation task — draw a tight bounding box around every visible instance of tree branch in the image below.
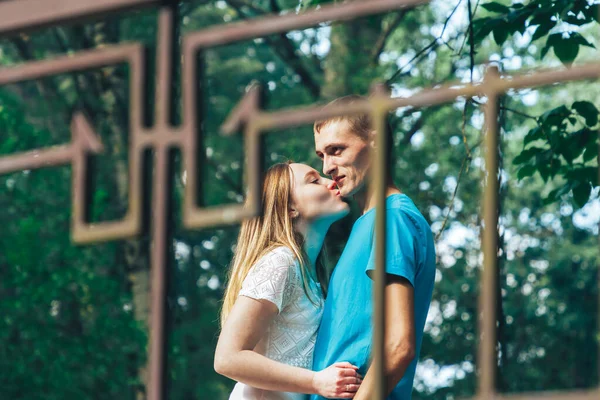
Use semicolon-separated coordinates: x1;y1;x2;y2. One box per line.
387;0;463;84
400;113;426;145
467;0;476;82
372;10;409;64
226;0;321;99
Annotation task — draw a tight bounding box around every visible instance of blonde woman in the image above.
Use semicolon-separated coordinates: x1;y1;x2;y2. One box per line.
215;162;362;400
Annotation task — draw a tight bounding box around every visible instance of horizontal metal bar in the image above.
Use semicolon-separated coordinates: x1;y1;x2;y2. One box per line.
0;43;140;85
0;0;162;36
184;0;430;49
494;388;600;400
245;61;600;131
461;388;600;400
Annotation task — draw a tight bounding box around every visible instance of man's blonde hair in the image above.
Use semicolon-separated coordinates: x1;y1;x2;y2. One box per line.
313;95;374;140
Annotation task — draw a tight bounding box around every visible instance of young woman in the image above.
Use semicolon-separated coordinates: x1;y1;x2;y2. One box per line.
215;162;362;400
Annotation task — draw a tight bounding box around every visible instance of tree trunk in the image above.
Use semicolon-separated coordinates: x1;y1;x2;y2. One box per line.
322;17;384;100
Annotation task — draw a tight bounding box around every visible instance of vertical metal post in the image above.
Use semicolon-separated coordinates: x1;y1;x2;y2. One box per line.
597;128;600;390
148;5;177;400
478;66;500;399
371;87;390;399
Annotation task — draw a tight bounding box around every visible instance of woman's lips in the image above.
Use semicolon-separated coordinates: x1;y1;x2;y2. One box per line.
333;180;342;196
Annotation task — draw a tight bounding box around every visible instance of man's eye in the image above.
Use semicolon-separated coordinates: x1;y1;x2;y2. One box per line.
332;147;342;154
311;179;320;184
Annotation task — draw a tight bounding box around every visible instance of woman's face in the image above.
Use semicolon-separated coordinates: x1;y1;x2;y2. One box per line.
289;163;350;223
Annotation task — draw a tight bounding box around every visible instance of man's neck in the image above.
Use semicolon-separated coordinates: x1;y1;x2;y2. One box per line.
355;184;401;215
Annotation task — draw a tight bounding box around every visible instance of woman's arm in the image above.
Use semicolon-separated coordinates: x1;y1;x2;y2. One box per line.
214;295;361;398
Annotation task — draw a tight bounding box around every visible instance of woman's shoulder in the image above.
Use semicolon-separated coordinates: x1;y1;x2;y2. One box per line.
256;246;297;270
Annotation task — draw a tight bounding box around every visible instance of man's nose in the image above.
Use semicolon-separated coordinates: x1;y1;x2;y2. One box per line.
323;156;336;176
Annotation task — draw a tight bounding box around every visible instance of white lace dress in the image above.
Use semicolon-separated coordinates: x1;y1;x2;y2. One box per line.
229;246;324;400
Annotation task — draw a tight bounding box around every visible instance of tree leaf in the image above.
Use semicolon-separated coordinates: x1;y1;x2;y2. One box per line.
481;2;510;14
472;18;496;44
543;187;561;205
493;26;510;46
517;164;537;180
532;21;555;41
540;105;571;127
507;10;529;35
573;182;592;208
540;42;552;59
572;101;599;126
583;145;597;162
524;126;544;145
538;162;551;182
553;36;580;65
567;166;600;185
513;146;544;165
571;32;596;49
591;5;600;24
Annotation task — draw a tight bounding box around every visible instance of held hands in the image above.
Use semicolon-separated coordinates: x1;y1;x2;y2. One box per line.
312;362;363;399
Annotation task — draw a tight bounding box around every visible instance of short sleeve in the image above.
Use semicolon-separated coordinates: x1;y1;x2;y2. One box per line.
239;247;296;312
366;210;418;287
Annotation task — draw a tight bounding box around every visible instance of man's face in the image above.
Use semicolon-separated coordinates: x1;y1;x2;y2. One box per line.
314;119;372;198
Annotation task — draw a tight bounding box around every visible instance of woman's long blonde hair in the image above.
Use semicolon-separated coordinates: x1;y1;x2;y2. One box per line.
220;162;327;327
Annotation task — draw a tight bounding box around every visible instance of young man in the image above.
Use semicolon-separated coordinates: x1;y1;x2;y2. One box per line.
310;96;436;400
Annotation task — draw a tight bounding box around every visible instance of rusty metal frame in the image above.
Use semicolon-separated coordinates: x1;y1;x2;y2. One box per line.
0;0;598;400
0;0;165;36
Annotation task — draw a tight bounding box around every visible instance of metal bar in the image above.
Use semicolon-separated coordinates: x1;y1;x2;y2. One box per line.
371;86;390;399
0;0;162;36
155;7;174;128
0;144;73;174
0;44;140;85
183;0;429;49
477;66;501;398
492;388;600;400
228;62;600;132
147;7;176;400
597;129;600;389
149;144;170;400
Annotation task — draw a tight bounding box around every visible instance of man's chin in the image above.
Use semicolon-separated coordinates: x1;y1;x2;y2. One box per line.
340;185;357;199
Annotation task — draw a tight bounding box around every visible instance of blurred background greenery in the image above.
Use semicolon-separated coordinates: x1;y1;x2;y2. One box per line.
0;0;598;399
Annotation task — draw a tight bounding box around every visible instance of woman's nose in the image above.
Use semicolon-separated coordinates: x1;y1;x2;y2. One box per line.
324;179;337;191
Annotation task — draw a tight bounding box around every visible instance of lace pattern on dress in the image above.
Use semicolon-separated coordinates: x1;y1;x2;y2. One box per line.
239;247;297;312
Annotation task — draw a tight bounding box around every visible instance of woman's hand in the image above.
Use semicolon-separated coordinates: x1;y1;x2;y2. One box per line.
312;362;363;399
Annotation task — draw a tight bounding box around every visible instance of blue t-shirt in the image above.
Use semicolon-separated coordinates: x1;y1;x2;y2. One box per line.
311;194;436;400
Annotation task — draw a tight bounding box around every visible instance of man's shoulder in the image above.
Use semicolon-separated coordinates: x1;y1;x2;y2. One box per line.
387;195;428;225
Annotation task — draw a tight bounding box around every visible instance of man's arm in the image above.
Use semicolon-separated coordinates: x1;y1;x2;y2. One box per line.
353;277;416;400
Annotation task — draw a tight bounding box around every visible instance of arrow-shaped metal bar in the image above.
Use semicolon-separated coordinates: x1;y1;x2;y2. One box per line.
0;113;103;175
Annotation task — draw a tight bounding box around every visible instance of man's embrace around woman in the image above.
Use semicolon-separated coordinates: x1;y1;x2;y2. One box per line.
214;96;436;400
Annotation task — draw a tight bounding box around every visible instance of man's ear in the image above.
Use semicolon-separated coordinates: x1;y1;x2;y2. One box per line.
369;129;377;148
